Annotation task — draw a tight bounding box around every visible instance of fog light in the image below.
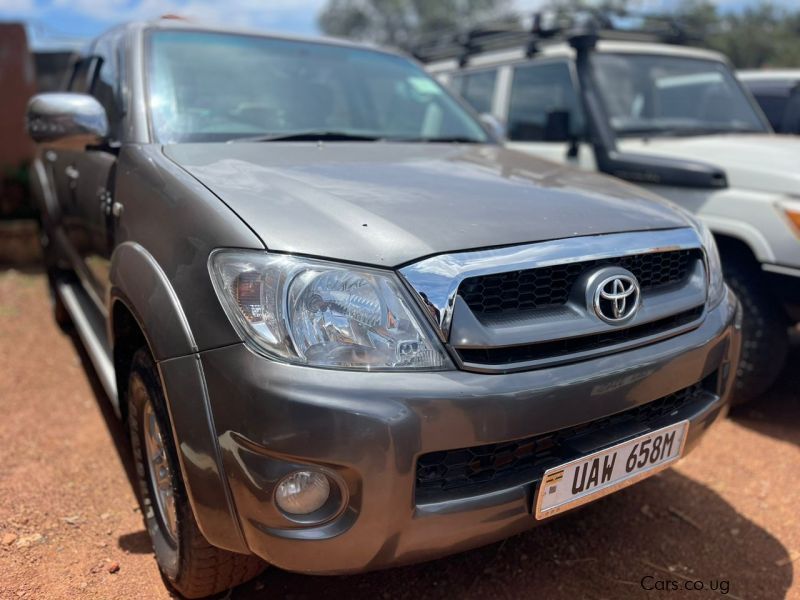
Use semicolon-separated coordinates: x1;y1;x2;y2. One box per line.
275;470;330;515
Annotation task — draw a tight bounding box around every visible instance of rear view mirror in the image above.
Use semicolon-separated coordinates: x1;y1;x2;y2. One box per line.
26;93;108;149
544;110;572;142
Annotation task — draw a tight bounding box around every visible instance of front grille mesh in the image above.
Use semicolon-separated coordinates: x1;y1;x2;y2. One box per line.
415;380;713;500
459;249;700;316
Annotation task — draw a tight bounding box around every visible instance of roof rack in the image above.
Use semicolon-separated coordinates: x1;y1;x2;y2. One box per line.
410;11;694;65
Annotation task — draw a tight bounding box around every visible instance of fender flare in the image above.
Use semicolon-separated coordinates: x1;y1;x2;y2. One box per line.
699;215;777;265
109;242;249;553
109;241;197;360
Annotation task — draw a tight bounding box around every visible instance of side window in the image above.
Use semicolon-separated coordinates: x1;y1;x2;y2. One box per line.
67;58;96;93
507;61;584;142
452;69;497;114
90;35;123;140
783;86;800;134
751;90;788;131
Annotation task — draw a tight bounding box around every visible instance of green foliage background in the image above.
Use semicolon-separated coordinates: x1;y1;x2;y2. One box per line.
318;0;800;69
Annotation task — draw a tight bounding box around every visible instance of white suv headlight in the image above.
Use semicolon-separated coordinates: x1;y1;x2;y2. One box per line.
209;250;448;370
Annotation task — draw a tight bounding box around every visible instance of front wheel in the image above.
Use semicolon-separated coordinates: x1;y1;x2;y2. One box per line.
127;348;264;598
722;258;789;406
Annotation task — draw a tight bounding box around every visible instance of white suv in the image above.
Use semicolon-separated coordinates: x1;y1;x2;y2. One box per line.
738;70;800;135
422;24;800;404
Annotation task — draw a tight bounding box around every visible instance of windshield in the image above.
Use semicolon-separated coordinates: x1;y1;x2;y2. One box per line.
146;30;488;144
591;53;768;137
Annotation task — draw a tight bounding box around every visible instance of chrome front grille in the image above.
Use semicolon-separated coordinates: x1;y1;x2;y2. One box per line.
400;229;708;372
456;305;704;365
459;249;700;317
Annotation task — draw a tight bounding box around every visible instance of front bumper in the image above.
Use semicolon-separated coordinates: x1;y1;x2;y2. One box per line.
168;289;740;574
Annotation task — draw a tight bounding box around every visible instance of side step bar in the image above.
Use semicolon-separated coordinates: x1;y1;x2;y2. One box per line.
55;280;120;416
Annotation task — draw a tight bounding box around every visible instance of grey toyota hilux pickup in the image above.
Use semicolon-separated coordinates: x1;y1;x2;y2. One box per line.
27;20;741;599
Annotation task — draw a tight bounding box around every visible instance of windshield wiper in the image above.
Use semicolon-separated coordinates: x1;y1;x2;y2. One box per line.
229;131;384;143
229;131;484;144
391;135;482;144
618;125;764;138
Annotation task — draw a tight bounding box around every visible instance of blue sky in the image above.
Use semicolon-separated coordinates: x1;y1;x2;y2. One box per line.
0;0;796;50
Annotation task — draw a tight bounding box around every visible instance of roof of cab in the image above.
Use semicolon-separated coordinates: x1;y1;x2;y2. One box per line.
122;17;406;58
738;69;800;82
426;39;728;73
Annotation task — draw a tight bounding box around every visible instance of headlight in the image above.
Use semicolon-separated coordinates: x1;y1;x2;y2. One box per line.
692;219;725;307
209;250;448;370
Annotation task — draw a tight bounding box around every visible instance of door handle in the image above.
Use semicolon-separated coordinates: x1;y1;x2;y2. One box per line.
65;165;79;190
98;189;123;218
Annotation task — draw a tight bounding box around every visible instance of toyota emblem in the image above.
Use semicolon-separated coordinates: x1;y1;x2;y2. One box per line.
593;273;640;323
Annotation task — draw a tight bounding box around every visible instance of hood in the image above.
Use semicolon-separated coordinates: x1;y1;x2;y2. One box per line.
618;134;800;195
165;142;689;267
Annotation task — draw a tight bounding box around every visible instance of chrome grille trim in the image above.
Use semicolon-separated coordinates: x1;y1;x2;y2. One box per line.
400;228;707;342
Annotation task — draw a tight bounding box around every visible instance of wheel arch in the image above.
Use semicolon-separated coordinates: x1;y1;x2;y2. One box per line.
700;215;776;265
109;241;198;362
713;232;762;269
109;241;249;553
110;298;149;423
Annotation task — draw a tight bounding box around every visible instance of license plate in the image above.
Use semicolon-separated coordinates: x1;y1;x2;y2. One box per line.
534;420;689;520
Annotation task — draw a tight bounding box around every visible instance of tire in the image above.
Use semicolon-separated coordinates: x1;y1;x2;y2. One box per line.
127;348;265;598
722;257;789;406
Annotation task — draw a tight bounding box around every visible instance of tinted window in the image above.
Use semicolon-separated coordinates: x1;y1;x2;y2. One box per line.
782;89;800;134
91;35;123;139
452;69;497;113
507;61;584;141
147;30;488;144
750;90;788;131
592;54;767;136
67;58;95;93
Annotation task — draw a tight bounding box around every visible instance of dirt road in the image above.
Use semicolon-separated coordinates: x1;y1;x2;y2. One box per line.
1;268;798;599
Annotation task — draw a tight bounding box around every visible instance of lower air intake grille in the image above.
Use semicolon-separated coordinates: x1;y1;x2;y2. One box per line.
415;377;716;502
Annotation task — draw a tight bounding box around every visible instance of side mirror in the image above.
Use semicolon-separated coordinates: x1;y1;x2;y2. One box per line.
26;93;108;149
544;110;572;142
479;113;506;141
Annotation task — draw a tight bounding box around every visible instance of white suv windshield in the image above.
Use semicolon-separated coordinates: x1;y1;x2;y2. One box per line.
592;53;768;137
147;30;488;144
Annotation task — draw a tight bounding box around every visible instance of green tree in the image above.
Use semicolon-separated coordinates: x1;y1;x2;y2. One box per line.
663;0;800;68
318;0;516;47
539;0;800;68
713;3;800;68
319;0;800;69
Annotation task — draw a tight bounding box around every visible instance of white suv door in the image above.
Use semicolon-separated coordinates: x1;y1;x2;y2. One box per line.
500;59;596;169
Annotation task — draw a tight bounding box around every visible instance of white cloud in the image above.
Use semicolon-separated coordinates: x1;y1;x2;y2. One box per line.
45;0;327;29
0;0;35;14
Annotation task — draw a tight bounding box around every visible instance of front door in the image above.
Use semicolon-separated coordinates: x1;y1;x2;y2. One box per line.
67;33;125;315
